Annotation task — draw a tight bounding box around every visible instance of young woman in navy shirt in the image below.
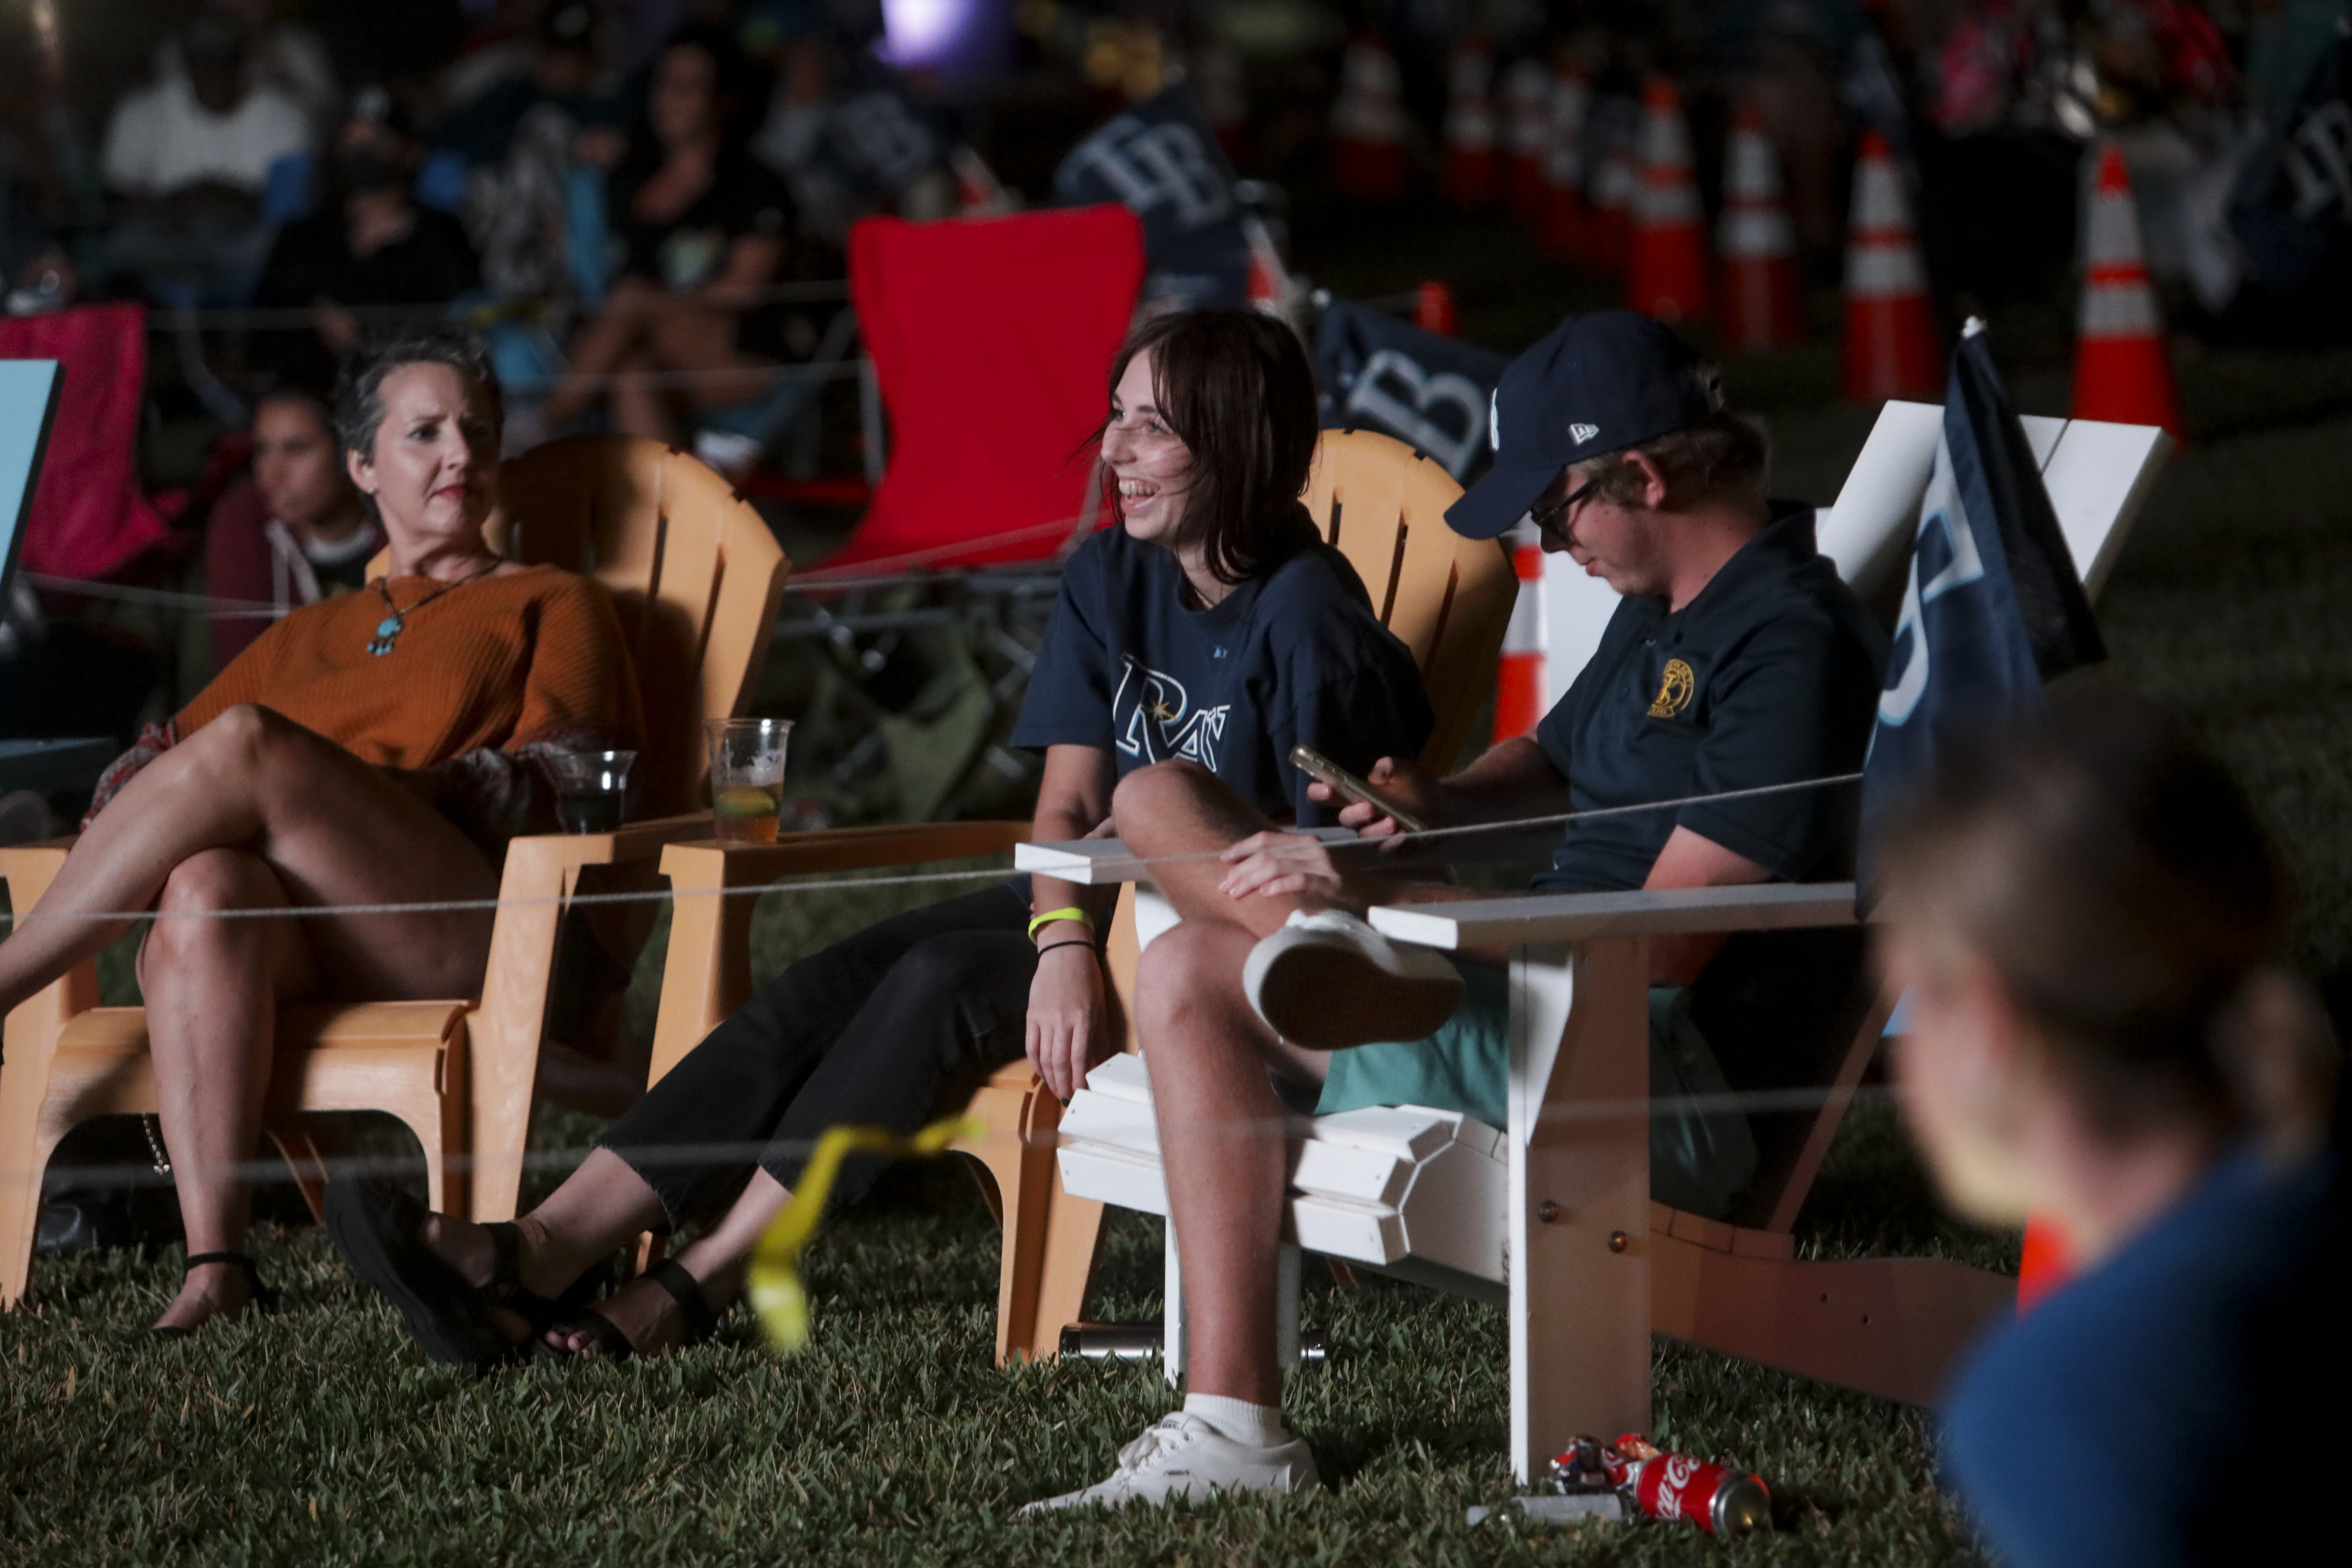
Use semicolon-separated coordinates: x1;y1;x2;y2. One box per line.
1877;698;2342;1568
331;308;1434;1365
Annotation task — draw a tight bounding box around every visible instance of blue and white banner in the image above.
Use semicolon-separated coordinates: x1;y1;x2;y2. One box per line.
1054;82;1247;308
1857;327;2106;891
1312;300;1507;482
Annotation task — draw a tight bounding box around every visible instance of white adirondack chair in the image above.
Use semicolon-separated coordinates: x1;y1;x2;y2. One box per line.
1028;406;2174;1481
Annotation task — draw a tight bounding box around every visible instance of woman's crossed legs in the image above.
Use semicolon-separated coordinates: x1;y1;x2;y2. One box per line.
0;704;498;1331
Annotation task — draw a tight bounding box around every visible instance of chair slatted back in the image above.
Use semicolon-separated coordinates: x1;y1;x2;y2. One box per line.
1303;429;1515;772
371;436;789;817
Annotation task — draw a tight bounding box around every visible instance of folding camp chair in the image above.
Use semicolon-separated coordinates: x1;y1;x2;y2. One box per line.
0;305;171;585
646;430;1517;1364
766;206;1149;817
1038;408;2174;1476
0;438;789;1307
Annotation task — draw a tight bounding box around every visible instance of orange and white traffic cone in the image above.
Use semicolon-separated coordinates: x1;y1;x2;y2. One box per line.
1536;66;1591;262
1415;279;1459;337
2018;1215;2074;1313
1625;77;1709;324
1718;104;1805;350
1586;114;1640;277
2073;142;2186;438
1840;130;1940;401
950;146;1012;216
1442;40;1497;210
1493;525;1548;742
1500;55;1554;221
1244;214;1296;321
1332;32;1407;201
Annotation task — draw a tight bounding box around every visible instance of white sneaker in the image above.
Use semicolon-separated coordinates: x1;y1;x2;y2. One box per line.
1021;1413;1320;1512
1243;909;1465;1050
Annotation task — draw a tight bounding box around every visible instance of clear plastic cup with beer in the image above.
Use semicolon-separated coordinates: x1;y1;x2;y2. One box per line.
706;718;791;845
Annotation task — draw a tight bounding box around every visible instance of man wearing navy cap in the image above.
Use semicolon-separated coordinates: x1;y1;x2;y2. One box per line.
1028;312;1883;1512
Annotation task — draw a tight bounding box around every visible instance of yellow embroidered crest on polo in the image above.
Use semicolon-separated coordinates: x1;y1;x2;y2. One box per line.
1648;658;1696;718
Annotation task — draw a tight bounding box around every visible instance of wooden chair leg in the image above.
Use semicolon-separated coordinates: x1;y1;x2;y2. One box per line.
1023;1181;1105;1365
0;1126;67;1311
264;1121;333;1224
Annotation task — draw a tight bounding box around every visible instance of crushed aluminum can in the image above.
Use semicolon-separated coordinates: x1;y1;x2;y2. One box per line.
1609;1432;1773;1537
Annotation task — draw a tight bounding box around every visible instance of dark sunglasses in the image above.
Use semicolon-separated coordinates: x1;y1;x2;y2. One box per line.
1528;476;1601;542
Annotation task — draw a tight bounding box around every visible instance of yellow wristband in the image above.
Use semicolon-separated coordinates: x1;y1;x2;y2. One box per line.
1027;906;1094;941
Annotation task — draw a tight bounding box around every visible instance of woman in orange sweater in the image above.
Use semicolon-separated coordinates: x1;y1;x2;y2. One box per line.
0;326;641;1336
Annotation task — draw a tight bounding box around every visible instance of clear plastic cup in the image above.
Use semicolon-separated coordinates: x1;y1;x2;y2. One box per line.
706;718;791;845
546;749;636;835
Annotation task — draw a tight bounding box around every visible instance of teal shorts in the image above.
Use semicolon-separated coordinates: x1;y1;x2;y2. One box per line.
1315;959;1760;1218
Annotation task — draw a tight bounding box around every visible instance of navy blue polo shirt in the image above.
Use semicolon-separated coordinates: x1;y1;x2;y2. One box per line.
1535;504;1883;891
1011;526;1434;825
1941;1139;2347;1568
1533;505;1884;1083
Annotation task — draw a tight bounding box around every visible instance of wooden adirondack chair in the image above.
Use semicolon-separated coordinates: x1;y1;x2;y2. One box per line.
647;429;1518;1365
1041;407;2175;1474
0;436;789;1306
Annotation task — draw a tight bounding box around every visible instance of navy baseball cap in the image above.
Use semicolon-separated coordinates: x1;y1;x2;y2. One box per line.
1444;311;1721;541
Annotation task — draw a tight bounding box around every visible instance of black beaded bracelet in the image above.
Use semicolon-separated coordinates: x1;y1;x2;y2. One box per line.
1035;939;1100;960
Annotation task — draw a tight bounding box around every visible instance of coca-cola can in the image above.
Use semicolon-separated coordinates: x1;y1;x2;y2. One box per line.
1611;1433;1772;1537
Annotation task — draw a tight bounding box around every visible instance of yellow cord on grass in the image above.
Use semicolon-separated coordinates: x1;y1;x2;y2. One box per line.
748;1114;985;1352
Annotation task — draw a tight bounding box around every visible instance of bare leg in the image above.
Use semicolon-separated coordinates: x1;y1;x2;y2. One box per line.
139;850;315;1330
11;705;505;1330
1114;760;1313;939
607;350;676;442
537;279;660;429
1112;761;1332;1406
546;1164;789;1354
0;705;496;1013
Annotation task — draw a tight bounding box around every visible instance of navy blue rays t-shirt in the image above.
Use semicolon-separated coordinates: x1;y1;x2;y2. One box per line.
1011;526;1433;825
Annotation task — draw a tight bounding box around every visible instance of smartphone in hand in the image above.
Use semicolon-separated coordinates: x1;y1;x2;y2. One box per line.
1289;745;1429;833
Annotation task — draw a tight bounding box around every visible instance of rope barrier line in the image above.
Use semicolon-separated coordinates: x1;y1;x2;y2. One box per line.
0;1085;1900;1190
1;774;1868;927
24;512;1095;621
137;281;856;332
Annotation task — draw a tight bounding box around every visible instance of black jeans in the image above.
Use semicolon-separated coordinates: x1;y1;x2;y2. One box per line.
597;881;1035;1224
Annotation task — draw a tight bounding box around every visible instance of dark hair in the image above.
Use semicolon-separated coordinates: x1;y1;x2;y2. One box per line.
333;323;503;461
1879;695;2334;1146
1586;410;1770;508
254;379;338;435
1104;309;1321;586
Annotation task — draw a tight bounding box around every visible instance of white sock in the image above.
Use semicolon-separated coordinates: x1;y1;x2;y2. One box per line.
1183;1392;1290;1449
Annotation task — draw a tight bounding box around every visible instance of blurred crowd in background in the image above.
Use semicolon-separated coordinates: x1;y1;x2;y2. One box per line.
2;0;2347;819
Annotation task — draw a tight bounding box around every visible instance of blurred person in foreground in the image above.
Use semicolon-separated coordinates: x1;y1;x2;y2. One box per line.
1878;697;2343;1568
204;383;382;668
252;88;481;390
528;23;794;450
98;15;310;304
0;326;640;1337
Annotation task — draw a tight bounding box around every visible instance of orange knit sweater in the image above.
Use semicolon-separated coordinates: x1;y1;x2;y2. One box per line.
178;564;643;764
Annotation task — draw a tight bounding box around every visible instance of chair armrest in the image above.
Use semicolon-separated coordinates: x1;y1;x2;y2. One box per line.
500;812;733;877
1016;829;1354;886
660;820;1029;885
1367;882;1861;950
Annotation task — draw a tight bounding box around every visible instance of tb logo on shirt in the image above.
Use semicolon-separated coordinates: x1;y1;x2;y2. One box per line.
1112;656;1230;770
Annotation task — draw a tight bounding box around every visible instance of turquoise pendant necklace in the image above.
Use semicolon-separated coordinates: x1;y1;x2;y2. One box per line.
368;559;502;656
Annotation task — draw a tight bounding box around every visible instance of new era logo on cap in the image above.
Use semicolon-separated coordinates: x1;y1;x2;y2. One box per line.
1443;310;1718;541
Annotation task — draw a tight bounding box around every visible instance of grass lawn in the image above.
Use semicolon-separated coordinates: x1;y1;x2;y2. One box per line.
10;200;2352;1563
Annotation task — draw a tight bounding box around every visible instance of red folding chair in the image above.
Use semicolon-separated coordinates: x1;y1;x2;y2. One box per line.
0;304;170;584
800;205;1146;580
